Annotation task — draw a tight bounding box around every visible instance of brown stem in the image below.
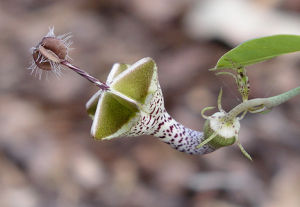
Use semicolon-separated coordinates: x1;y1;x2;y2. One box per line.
60;60;110;91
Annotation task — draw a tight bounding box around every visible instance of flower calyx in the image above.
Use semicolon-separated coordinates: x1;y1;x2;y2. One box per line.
197;88;253;161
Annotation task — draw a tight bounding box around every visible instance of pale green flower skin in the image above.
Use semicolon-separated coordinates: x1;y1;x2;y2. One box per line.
86;58;216;155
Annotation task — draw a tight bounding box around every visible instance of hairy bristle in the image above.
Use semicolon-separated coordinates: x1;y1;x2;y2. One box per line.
28;27;72;79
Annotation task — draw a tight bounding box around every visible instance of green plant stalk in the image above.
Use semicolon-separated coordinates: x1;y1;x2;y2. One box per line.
225;86;300;121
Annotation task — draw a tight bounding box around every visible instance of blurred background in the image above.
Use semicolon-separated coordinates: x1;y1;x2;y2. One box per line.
0;0;300;206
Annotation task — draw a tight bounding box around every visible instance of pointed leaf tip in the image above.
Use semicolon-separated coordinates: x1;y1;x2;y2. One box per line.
214;34;300;70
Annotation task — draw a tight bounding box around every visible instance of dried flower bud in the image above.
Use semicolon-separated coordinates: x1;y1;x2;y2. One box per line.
29;27;72;78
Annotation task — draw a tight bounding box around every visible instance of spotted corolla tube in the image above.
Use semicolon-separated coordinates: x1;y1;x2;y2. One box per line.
86;58;218;155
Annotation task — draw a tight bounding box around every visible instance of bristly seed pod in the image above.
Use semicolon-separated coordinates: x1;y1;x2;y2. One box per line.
29;27;109;90
28;27;72;79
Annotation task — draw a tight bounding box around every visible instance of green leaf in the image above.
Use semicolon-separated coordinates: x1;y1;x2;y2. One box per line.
213;34;300;70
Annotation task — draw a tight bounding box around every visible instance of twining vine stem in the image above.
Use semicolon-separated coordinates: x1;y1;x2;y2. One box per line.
225;86;300;121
